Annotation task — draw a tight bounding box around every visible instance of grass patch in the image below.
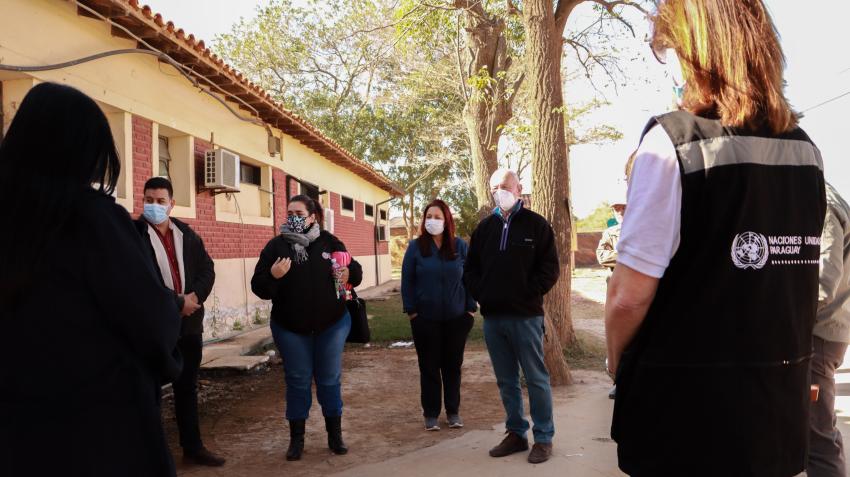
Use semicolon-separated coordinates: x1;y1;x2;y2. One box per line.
365;294;484;344
565;329;607;370
364;294;604;371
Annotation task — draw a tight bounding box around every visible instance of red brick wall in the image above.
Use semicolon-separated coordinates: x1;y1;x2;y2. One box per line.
130;115;388;263
273;169;288;232
328;192;389;256
131;116;153;216
190;139;274;259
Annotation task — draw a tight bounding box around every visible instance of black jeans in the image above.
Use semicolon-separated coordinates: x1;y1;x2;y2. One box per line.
410;315;474;418
173;333;203;452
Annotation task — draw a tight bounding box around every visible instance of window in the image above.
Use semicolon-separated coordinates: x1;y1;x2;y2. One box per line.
240;163;262;186
365;204;374;218
380;209;387;221
158;136;171;179
378;224;388;241
341;196;354;212
303;182;320;201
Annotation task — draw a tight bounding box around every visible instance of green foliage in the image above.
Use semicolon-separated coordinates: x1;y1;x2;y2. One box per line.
214;0;475;231
577;202;614;232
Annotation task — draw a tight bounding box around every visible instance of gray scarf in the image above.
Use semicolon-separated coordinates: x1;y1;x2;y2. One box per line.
279;223;321;264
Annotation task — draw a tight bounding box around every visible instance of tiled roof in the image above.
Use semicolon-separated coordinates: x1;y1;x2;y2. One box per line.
71;0;403;195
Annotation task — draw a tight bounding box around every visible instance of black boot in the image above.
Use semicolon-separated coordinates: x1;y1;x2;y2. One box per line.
286;419;305;461
325;416;348;455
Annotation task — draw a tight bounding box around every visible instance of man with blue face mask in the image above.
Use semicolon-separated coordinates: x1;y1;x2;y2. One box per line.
135;177;225;468
464;168;560;464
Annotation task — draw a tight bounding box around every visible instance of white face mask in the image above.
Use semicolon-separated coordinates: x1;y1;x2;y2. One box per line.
493;189;518;211
424;218;445;236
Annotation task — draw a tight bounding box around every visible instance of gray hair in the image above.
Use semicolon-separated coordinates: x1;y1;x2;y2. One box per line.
489;168;520;188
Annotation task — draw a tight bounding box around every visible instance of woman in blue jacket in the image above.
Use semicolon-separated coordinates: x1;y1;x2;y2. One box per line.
402;199;477;431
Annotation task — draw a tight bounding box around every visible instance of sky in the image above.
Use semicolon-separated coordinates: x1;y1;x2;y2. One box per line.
144;0;850;217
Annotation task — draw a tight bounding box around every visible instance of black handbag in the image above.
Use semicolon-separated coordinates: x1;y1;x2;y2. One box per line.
345;291;370;344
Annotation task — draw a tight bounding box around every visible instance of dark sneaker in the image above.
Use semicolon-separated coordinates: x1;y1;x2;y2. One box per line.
447;414;464;429
528;443;553;464
425;417;440;431
184;447;226;467
489;432;529;457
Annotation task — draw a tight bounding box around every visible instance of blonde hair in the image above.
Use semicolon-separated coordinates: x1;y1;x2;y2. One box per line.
651;0;797;134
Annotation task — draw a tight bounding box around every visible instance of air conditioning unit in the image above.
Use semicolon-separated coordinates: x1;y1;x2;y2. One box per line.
204;148;240;191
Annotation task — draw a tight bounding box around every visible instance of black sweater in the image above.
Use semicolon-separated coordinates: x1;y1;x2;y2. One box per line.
135;218;216;336
464;206;560;317
251;229;363;335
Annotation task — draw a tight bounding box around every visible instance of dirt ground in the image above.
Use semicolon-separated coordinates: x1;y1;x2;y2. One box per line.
163;345;506;476
163;277;609;476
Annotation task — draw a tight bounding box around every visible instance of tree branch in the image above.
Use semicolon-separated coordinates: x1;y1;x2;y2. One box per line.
455;13;471;101
554;0;583;34
506;0;521;16
587;0;651;37
507;71;525;106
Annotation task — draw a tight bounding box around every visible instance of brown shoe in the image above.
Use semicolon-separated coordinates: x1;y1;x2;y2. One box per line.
527;442;553;464
489;432;529;457
184;447;226;467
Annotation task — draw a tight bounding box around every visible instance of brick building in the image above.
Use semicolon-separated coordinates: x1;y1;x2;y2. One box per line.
0;0;402;338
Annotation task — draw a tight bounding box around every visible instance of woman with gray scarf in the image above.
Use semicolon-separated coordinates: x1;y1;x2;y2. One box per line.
251;194;362;462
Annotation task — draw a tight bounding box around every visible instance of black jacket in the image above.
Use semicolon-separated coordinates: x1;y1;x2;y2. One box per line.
464;205;560;317
135;218;216;336
0;190;182;476
252;229;363;335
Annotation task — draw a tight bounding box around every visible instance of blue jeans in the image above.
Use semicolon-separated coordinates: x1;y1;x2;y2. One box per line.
483;315;554;444
270;311;351;420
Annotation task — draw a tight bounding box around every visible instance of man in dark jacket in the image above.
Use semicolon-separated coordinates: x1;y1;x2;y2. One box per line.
464;168;560;464
136;177;225;467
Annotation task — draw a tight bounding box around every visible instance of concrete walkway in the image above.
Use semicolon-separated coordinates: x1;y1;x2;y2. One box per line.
333;372;625;477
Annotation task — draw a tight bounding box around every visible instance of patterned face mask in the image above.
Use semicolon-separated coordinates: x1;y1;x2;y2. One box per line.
287;215;309;234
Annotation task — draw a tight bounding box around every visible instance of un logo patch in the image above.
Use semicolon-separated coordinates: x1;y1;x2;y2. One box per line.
731;232;769;270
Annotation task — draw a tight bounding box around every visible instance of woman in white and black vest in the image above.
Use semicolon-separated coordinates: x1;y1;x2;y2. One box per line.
251;195;362;461
605;1;826;476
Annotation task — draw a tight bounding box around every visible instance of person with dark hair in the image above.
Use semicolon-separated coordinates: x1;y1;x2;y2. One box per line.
251;194;363;461
0;83;182;476
605;1;826;476
401;200;477;431
135;176;224;467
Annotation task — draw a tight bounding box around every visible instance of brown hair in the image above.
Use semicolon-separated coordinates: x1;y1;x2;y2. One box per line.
418;200;457;260
625;150;638;181
651;0;797;134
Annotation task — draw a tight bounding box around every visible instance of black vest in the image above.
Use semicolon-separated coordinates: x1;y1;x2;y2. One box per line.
612;111;826;477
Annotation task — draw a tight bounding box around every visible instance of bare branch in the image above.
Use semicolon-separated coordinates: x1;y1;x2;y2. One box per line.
587;0;651;37
337;3;424;41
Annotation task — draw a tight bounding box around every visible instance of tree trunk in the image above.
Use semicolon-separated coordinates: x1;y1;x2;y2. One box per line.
456;1;517;217
464;108;500;218
408;191;416;238
523;0;575;386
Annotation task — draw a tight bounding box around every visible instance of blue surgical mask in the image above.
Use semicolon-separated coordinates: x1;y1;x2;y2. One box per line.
143;203;169;225
287;215;309;234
